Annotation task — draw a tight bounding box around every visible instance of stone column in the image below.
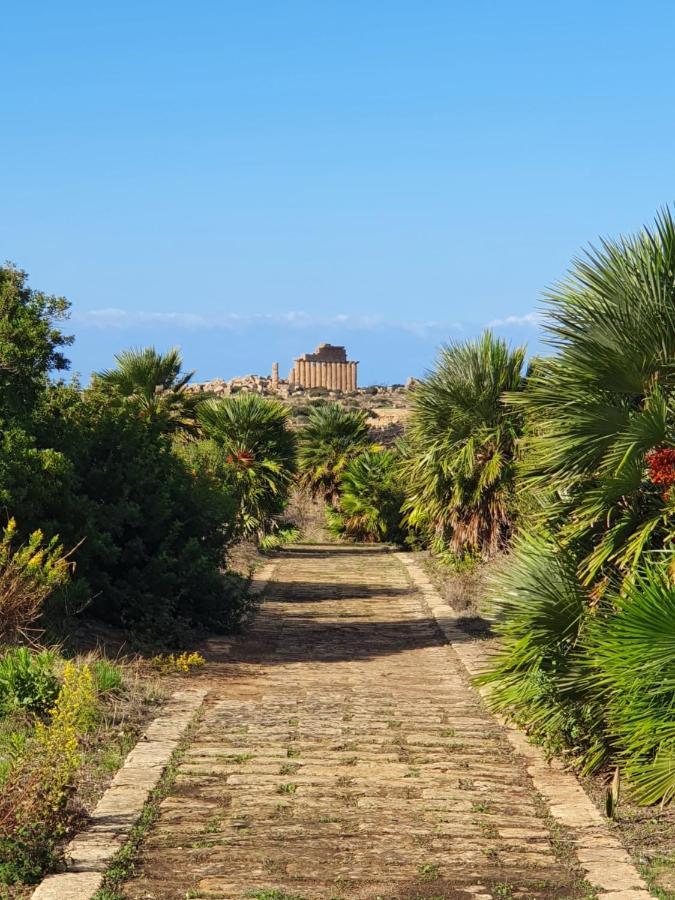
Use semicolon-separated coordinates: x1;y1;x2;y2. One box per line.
320;362;328;388
353;361;358;390
271;362;279;390
350;362;357;392
329;362;337;390
289;364;295;385
339;363;347;392
307;362;315;388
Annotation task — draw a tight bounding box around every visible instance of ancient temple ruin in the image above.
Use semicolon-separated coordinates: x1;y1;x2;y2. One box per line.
288;343;358;392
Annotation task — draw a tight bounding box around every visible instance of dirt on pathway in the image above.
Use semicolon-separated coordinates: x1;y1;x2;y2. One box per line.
120;545;590;900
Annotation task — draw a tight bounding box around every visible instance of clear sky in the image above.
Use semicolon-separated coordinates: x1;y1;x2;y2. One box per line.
4;1;675;384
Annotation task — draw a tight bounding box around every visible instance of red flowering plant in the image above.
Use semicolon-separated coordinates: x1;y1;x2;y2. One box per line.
226;450;255;468
645;447;675;500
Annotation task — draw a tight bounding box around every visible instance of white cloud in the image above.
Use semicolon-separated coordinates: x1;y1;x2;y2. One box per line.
72;306;541;337
487;312;542;328
72;307;465;335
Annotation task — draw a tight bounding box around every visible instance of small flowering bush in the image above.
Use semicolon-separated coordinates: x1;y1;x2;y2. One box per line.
0;518;69;643
0;661;98;884
150;651;205;674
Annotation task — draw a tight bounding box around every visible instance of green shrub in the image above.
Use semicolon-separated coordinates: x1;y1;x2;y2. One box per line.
477;211;675;804
401;331;525;557
35;394;247;637
479;532;606;773
584;565;675;805
197;394;297;539
258;524;301;552
511;209;675;587
329;449;405;542
297;403;371;505
0;719;30;785
0;648;60;717
0;661;98;883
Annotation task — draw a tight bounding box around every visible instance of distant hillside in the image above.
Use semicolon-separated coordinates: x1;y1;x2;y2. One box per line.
187;374;412;443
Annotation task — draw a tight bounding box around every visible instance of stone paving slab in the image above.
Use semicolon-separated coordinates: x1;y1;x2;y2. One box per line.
117;545;613;899
30;689;207;899
30;553;280;900
396;552;651;900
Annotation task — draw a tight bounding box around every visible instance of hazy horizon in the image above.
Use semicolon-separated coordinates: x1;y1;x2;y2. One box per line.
65;307;544;386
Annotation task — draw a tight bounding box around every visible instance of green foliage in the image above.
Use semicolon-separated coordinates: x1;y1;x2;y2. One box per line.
44;394;247;635
0;263;72;420
297;403;371;504
172;436;240;543
479;210;675;805
0;423;72;538
92;345;198;433
512;209;675;585
0;388;248;639
479;532;606;773
198;394;296;539
0;648;60;716
329;448;405;542
258;524;301;552
402;331;525;557
89;659;123;695
0;661;98;884
584;566;675;805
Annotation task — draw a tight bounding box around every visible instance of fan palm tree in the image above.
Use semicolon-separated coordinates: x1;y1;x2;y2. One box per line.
93;346;197;432
197;394;296;538
479;530;607;774
512;208;675;585
329;448;405;542
297;404;371;505
583;564;675;805
401;331;526;557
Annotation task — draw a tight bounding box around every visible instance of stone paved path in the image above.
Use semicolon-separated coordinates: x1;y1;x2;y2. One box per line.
121;546;587;900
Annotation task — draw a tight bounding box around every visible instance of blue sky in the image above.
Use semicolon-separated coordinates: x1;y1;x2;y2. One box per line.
4;1;675;384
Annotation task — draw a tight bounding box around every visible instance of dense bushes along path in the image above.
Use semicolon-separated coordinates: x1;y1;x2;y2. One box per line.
110;547;643;900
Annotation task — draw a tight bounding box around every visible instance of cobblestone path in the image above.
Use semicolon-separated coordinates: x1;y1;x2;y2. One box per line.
122;546;587;900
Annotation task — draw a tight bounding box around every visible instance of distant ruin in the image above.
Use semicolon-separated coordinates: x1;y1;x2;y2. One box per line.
286;343;358;392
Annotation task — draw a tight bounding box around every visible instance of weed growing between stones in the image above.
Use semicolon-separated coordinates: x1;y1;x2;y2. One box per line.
92;712;202;900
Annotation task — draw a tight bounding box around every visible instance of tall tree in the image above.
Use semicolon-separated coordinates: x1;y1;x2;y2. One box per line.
0;264;72;420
